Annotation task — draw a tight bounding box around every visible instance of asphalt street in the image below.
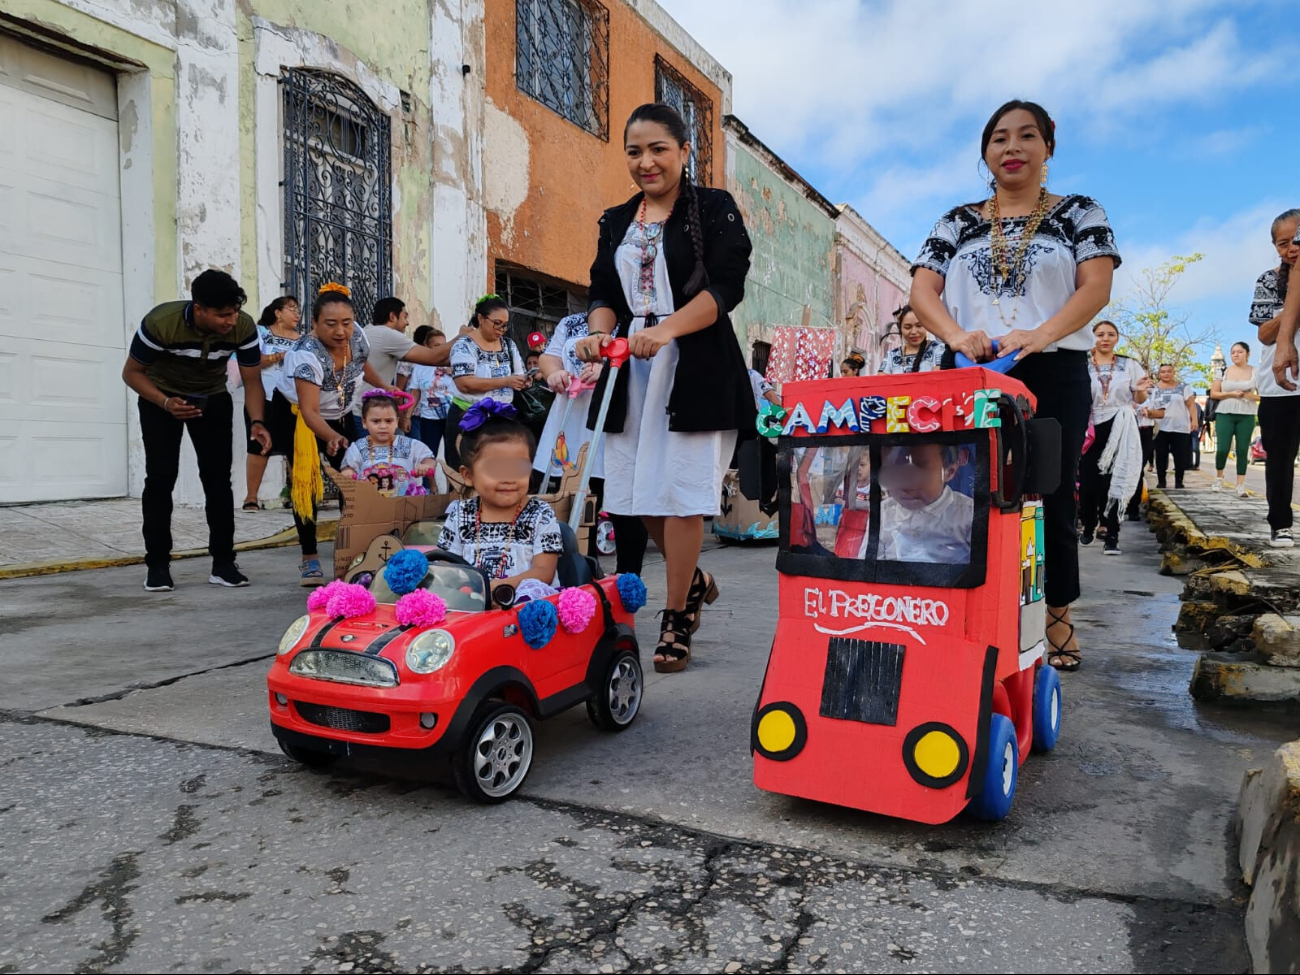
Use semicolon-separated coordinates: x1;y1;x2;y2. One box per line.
0;519;1292;973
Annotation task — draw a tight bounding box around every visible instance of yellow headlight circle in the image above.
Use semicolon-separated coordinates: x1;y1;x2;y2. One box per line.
757;710;797;753
913;729;962;780
406;629;455;674
278;615;310;656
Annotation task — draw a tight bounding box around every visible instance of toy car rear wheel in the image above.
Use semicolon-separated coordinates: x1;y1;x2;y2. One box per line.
453;703;534;804
587;648;643;732
595;516;617;556
967;713;1019;822
1032;664;1062;753
277;738;338;770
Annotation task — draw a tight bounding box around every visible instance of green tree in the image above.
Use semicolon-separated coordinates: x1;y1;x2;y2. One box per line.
1107;253;1216;387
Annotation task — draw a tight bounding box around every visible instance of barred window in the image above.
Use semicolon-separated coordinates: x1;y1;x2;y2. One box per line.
655;57;713;184
516;0;610;139
495;264;587;350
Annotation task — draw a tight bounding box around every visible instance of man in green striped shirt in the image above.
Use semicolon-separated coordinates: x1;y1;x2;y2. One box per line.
122;270;272;592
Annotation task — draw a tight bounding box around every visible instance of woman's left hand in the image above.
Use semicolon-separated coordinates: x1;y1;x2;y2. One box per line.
997;327;1052;362
629;328;671;360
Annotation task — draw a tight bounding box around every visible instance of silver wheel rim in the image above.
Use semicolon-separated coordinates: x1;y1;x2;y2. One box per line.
607;657;642;725
1001;740;1015;795
472;713;533;798
596;521;616;555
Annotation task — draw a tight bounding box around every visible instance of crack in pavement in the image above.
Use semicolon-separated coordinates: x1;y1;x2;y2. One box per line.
40;852;142;975
46;653;275;710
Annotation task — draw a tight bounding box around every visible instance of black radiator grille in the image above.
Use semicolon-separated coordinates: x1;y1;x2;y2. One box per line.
295;702;390;734
819;638;906;726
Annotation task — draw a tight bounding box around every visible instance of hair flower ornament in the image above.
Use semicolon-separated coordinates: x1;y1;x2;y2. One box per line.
459;399;519;432
318;281;351;296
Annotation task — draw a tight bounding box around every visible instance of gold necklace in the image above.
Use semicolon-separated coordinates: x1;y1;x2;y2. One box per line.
987;188;1051;328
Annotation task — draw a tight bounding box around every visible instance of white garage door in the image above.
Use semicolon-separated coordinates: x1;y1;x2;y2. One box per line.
0;36;125;503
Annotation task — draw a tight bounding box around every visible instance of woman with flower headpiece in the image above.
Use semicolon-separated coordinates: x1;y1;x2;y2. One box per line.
266;283;402;585
910;99;1120;672
445;294;529;469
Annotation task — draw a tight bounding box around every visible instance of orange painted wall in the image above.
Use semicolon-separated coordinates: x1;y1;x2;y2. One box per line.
484;0;726;292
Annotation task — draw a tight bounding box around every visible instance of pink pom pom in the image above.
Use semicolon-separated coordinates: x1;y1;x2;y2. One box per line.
307;579;348;612
557;587;597;634
325;582;375;619
395;589;448;627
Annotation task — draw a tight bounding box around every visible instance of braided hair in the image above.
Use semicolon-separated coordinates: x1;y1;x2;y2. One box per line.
625;103;707;297
1272;208;1300;301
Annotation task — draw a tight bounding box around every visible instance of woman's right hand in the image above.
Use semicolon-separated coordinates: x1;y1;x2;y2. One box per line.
325;432;348;456
546;370;572;393
573;334;611;365
950;330;995;363
503;374;531;391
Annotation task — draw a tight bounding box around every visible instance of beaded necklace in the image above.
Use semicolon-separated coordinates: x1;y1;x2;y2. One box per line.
635;199;663;314
987;188;1052;329
1091;352;1116;400
472;497;528;579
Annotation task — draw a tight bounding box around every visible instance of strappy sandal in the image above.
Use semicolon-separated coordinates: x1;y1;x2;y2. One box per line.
242;499;260;511
653;609;692;674
682;568;720;635
1046;607;1080;672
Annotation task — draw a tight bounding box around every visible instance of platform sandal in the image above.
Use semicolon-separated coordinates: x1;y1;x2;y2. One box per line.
1046;606;1080;672
681;567;720;635
653;609;692;674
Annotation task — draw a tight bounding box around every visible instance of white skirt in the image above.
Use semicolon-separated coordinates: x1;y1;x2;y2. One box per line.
533;388;605;480
603;322;737;518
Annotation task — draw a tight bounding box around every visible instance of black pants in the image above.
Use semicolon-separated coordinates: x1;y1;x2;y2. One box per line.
1259;397;1300;530
612;514;648;575
1009;351;1091;607
139;393;235;569
267;392;348;557
444;403;466;470
1127;426;1154;517
1079;417;1120;540
1153;431;1190;487
1190;426;1202;469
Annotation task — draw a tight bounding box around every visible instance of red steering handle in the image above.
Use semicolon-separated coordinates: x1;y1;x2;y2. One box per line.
602;336;631;368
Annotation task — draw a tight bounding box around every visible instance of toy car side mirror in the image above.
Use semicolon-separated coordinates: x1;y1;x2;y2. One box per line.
1023;417;1061;497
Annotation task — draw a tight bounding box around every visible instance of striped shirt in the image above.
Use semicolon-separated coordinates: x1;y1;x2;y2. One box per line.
129;300;261;395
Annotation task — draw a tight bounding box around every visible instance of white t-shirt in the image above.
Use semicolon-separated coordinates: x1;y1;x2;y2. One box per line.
912;195;1122;353
409;365;456;420
258;326;299;399
878;487;975;565
535;314;604;478
436;496;564;580
1087;355;1147;424
1250;268;1300;398
449;334;524;406
879;340;946;375
354;324;416;413
279;328;371;420
1151;384;1195;434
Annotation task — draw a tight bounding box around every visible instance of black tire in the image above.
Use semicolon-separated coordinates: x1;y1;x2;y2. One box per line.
277;737;338;769
453;703;534;804
586;648;643;732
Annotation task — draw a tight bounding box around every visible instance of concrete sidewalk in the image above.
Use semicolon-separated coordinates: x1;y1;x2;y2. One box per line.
0;497;339;579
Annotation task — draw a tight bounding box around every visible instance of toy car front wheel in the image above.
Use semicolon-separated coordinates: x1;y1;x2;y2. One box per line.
277;737;339;770
587;648;643;732
453;703;534;804
1032;664;1062;753
967;713;1018;822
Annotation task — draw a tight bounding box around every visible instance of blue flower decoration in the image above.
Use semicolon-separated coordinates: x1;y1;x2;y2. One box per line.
382;549;430;596
518;599;558;650
616;573;647;614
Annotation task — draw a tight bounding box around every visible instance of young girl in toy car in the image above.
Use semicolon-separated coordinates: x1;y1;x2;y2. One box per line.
339;391;437;497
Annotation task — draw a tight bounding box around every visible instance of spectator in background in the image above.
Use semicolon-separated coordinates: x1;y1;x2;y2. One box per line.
1209;341;1258;497
243;295;300;511
353;297;452;438
1147;364;1197;490
408;326;456;461
446;295;529;469
122;270;270;592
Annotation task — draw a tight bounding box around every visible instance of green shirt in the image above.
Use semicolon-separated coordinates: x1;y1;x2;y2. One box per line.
129;301;261;396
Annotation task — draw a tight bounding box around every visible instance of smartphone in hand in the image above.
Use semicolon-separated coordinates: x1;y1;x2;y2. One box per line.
183;394;209;412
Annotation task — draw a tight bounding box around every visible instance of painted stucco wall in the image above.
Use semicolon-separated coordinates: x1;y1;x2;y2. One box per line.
835;206;911;375
726;138;835;355
482;0;729;293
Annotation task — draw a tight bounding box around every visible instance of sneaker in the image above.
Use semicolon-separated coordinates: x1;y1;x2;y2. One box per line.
1236;484;1248;498
1079;530;1095;545
144;565;174;592
209;561;250;587
1270;529;1295;549
1212;478;1223;492
1174;481;1185;489
300;558;325;587
1103;536;1121;556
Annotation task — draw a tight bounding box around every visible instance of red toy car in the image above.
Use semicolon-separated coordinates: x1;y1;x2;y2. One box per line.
1251;436;1266;464
268;543;643;803
751;367;1063;823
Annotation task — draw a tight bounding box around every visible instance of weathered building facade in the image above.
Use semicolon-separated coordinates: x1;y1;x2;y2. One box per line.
834;205;911;375
481;0;730;343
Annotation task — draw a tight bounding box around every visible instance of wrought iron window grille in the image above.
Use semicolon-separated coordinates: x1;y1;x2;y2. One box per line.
654;56;713;185
495;264;587;350
515;0;609;140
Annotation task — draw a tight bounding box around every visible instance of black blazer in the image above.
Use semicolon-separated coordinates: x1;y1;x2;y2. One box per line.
586;186;756;437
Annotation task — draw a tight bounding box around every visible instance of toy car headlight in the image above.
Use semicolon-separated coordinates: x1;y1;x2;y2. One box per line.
406;629;455;674
277;615;310;656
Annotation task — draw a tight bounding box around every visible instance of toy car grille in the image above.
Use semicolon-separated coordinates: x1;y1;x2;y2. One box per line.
819;638;905;726
295;702;391;734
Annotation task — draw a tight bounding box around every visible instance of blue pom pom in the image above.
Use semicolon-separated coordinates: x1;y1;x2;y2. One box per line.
383;549;430;596
616;573;647;614
518;599;558;650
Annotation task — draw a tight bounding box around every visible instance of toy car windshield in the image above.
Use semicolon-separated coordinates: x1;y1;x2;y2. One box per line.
403;521;442;546
369;560;490;613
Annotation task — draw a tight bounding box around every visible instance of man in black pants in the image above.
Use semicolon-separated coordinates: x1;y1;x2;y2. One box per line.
122;270;271;591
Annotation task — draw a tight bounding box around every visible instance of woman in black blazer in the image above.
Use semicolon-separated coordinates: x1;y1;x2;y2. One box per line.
575;103;754;674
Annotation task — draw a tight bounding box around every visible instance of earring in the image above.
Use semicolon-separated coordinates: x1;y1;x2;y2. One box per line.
1040;162;1049;187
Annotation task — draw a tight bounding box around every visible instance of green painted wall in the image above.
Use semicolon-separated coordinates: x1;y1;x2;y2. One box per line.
728;141;836;353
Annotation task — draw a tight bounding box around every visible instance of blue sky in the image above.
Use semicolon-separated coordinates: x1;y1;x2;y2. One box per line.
659;0;1299;367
